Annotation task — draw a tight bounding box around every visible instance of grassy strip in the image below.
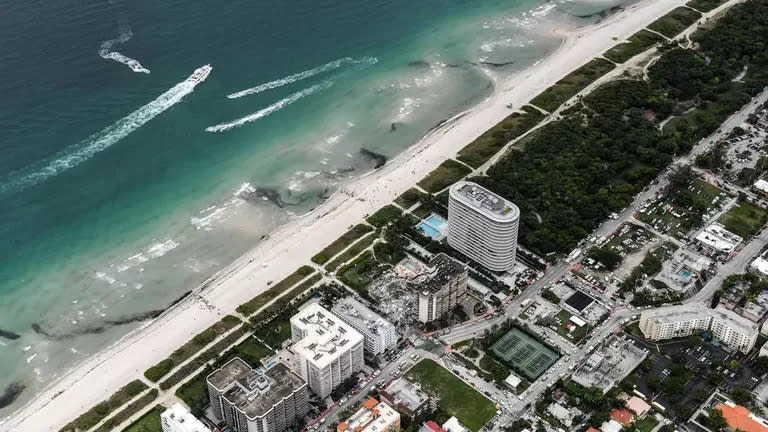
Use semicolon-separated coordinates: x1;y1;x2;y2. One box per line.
176;372;210;417
235;265;314;316
457;106;545;168
719;201;768;239
603;29;665;63
159;326;248;391
530;58;616;112
417;159;472;193
647;6;702;38
311;224;374;264
143;315;241;382
395;188;429;209
94;389;158;432
121;405;164;432
60;380;148;432
249;273;323;327
325;233;377;272
366;204;403;227
406;359;496;432
686;0;728;12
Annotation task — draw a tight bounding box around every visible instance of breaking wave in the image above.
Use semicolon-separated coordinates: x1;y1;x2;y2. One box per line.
227;56;375;99
0;65;211;196
206;81;333;133
99;27;150;74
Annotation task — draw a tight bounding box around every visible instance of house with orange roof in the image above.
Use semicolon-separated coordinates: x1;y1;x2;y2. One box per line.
716;402;768;432
610;408;635;427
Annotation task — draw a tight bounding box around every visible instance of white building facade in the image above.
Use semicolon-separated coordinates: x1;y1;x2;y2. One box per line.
161;403;210;432
447;181;520;272
290;303;365;397
332;297;397;356
415;254;468;323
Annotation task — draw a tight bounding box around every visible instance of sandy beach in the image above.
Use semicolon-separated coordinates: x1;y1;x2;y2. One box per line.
1;0;690;430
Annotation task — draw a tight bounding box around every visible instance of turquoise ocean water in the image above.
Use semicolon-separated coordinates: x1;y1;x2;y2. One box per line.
0;0;629;416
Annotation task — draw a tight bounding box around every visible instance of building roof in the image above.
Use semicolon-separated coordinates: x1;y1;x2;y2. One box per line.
290;303;364;369
207;358;306;420
504;373;522;388
713;304;760;335
338;398;400;432
610;408;635;426
569;315;587;327
332;297;395;338
754;179;768;194
695;222;742;253
717;403;768;432
442;417;468;432
752;254;768;276
381;378;430;412
449;181;520;222
600;419;623;432
424;421;446;432
160;403;210;432
413;253;467;295
586;428;601;432
626;396;651;416
641;303;712;324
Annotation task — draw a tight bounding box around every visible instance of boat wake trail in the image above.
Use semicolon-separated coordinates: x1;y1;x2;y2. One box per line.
0;65;212;196
227;57;375;99
99;27;151;74
206;81;333;133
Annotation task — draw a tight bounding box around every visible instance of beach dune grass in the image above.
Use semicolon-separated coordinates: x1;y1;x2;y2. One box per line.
395;188;429;209
406;359;496;432
530;58;616;112
176;372;210;416
603;29;665;63
236;266;314;316
143;315;241;382
718;201;768;239
325;233;377;272
311;224;374;264
417;159;472;193
366;205;403;227
338;250;387;292
686;0;728;12
457;106;544;168
120;404;164;432
95;389;158;432
60;380;148;432
647;6;702;38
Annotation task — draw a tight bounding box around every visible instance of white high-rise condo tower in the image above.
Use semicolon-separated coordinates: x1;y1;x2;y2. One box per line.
447;181;520;272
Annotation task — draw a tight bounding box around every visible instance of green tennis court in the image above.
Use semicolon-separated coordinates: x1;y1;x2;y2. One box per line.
490;327;558;379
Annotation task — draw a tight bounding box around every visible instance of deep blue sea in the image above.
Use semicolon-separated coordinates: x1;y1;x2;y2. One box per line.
0;0;627;416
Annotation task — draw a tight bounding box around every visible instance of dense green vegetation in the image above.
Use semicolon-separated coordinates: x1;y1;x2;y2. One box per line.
587;246;622;270
603;29;665;63
530;58;616;112
366;204;403;227
395;188;430;209
337;250;388;292
719;201;768;239
407;359;497;432
60;380;148;432
417;159;472;193
325;233;377;272
144;315;241;382
647;7;701;38
456;106;544;168
95;390;158;432
233;337;274;366
687;0;727;12
236;266;314;316
311;224;373;264
159;326;247;390
121;405;164;432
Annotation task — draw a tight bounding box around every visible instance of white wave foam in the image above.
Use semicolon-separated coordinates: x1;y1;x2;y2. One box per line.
227;57;375;99
0;65;212;196
394;97;422;122
531;3;558;17
206;81;333;133
25;353;38;364
99;27;151;74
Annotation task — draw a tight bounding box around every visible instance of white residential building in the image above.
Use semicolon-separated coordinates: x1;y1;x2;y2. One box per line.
290;303;364;397
694;222;743;257
206;359;309;432
448;181;520;272
161;403;210;432
751;250;768;279
414;254;468;323
332;297;397;356
639;303;759;353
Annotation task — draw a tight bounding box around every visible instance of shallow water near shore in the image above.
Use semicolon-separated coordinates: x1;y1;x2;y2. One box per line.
0;0;633;416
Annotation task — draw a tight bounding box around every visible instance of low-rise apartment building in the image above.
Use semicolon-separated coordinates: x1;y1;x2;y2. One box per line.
332;297;397;356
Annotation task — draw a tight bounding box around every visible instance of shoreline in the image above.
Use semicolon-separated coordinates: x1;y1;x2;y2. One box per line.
1;0;689;429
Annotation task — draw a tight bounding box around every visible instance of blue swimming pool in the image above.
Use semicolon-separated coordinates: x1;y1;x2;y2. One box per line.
417;222;441;239
425;214;447;230
681;271;691;280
